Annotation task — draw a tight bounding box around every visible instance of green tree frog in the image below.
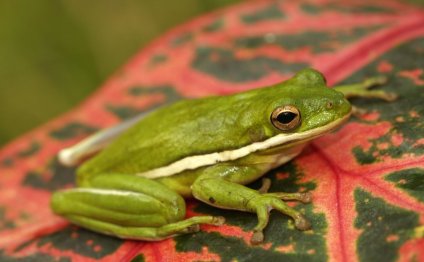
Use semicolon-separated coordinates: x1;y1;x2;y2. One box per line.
51;68;395;244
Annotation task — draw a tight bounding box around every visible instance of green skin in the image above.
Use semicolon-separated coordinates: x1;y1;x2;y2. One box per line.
51;68;394;244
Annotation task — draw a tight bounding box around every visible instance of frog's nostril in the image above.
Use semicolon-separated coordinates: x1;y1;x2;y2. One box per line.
326;101;333;109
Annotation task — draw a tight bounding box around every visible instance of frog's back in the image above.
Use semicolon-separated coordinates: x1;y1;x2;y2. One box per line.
76;68;344;184
77;87;278;182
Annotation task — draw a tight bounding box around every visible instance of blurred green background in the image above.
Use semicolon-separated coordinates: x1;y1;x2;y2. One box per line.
0;0;240;146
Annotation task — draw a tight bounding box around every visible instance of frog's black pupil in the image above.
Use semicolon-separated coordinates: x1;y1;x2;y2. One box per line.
277;112;297;124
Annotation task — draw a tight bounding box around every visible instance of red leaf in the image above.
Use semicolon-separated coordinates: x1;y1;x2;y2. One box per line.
1;0;423;261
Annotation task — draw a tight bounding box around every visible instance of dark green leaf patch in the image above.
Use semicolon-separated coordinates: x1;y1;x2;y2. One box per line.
0;141;41;168
354;189;419;262
37;226;123;260
1;158;13;167
202;19;224;32
235;25;384;53
171;32;194;47
22;158;76;191
107;84;182;120
106;105;143;121
147;53;168;67
0;206;16;230
127;84;181;103
49;122;98;141
240;3;285;24
385;168;424;202
17;141;41;158
130;254;145;262
270;162;316;192
301;3;395;15
192;46;307;82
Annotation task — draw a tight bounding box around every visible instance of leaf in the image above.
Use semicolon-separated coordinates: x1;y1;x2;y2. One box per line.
0;0;423;261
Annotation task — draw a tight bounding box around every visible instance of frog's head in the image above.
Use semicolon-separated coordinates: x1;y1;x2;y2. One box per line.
250;68;351;144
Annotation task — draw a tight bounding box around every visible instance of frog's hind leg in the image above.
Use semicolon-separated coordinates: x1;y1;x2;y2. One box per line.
51;174;224;240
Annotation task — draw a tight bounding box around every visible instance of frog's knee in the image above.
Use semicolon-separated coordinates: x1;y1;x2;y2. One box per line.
50;192;61;213
50;191;69;215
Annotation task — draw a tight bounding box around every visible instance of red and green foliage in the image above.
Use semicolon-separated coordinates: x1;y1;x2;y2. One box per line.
0;0;423;261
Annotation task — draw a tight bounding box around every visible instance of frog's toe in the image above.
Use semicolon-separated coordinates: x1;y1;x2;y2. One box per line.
186;224;200;233
258;178;271;194
251;230;264;245
382;91;398;102
180;216;225;234
294;214;311;231
212;216;226;226
299;192;312;203
263;191;313;203
249;195;312;244
364;75;388;87
351;106;368;117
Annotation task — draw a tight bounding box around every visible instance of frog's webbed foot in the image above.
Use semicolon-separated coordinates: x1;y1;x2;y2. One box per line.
192;174;312;245
249;179;312;244
351;105;373;118
334;75;398;102
249;195;311;244
259;178;312;203
258;178;271;194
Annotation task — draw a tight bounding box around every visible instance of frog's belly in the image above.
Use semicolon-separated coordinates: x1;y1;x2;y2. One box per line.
156;143;307;198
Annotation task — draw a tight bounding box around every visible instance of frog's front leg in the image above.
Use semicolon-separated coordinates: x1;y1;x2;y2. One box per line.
51;174;224;240
333;76;397;101
191;166;311;245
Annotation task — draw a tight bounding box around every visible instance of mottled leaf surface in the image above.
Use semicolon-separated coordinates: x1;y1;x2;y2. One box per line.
0;0;423;261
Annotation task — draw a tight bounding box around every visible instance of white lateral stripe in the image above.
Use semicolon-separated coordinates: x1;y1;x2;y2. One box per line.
68;188;143;197
137;114;350;179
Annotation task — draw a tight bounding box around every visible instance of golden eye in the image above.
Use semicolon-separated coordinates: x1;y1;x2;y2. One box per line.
326;101;333;109
271;105;301;131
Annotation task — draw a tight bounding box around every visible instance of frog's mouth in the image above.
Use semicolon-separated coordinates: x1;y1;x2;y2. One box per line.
137;112;351;179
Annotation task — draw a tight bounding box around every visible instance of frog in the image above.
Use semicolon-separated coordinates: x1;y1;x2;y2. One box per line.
51;68;396;244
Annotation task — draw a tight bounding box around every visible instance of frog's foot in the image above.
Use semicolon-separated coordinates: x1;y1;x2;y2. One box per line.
252;179;312;244
258;178;272;194
351;105;372;118
249;194;311;245
258;178;312;203
263;191;312;204
151;215;225;238
251;212;310;244
63;214;223;241
192;171;313;245
334;76;398;101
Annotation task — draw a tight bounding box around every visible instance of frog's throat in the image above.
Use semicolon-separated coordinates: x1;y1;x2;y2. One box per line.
137;113;351;179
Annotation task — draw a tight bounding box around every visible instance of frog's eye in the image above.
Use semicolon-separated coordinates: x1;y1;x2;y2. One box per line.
271;105;301;131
